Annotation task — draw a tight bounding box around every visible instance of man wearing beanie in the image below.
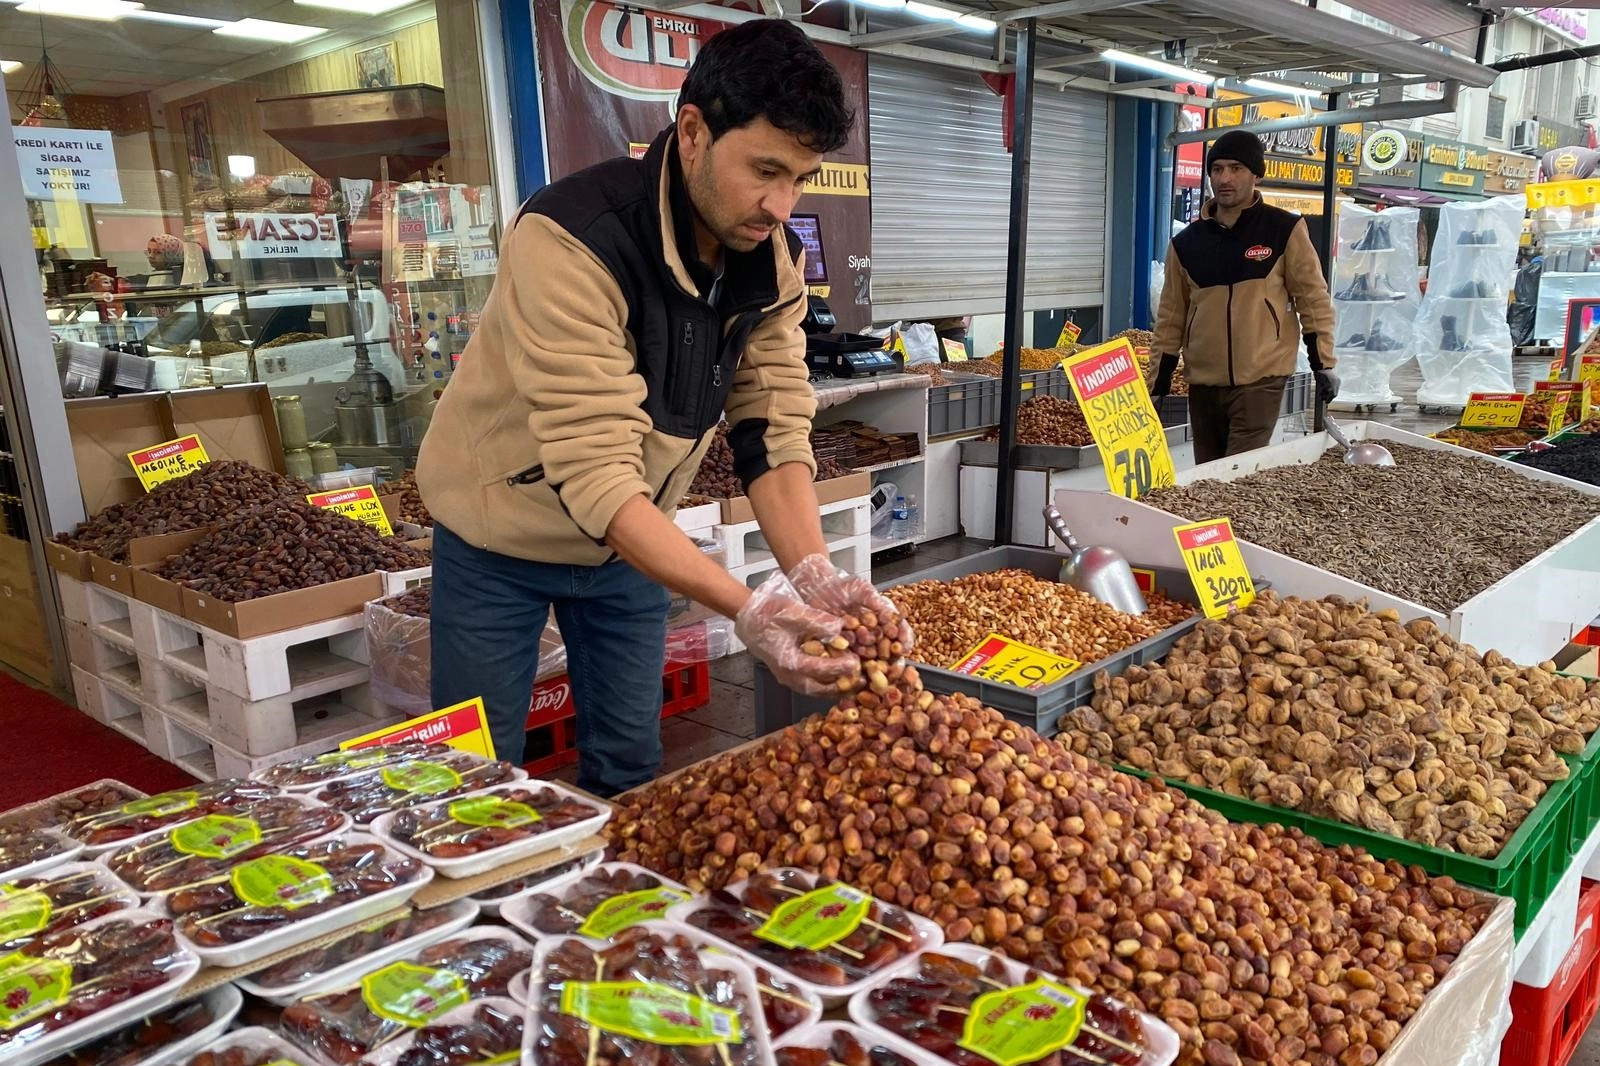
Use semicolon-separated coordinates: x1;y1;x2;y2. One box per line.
1150;129;1338;463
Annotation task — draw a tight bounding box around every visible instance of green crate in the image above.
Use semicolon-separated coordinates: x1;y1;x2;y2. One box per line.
1110;729;1600;939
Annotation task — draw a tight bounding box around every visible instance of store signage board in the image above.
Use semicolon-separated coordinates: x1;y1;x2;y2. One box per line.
1461;393;1526;428
202;212;342;260
307;485;394;537
342;698;496;759
1172;518;1257;619
1061;339;1176;500
127;434;209;492
12;127;124;204
949;633;1081;691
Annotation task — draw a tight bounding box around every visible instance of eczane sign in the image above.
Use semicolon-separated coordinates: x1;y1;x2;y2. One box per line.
204;211;343;260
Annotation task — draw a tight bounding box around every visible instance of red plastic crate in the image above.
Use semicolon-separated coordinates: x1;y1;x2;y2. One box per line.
662;661;711;719
1503;879;1600;1066
1578;627;1600;648
521;659;712;772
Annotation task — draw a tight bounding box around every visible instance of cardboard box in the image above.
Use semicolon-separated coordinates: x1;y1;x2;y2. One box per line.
126;528;210;617
674;501;722;534
131;565;188;617
44;541;93;580
88;553;134;596
93;527;212;599
183;572;388;640
714;470;871;524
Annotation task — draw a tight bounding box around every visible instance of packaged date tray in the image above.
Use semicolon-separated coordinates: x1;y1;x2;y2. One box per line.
253;743;457;793
0;861;139;951
349;996;522;1066
183;1026;321;1066
501;861;693;943
64;781;282;853
314;752;525;826
369;781;609;879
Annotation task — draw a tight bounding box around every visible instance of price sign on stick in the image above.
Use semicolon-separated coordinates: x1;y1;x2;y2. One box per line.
1056;320;1082;349
1173;518;1257;619
1580;355;1600;407
307;485;394;536
942;338;968;363
1536;381;1587;431
128;434;209;492
949;634;1081;690
1061;339;1176;499
342;698;496;759
1460;393;1526;428
1550;356;1566;383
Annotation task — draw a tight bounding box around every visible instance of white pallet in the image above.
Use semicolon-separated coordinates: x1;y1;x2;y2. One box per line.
69;665;105;725
67;622;137;679
205;677;383;756
713;496;872;571
152;612;371;704
85;673;147;747
143;696;398;781
55;573;91;625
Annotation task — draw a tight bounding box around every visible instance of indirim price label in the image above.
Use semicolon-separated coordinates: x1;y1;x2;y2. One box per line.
949;634;1082;690
1460;393;1525;428
127;435;209;492
1173;518;1256;619
1061;339;1175;499
306;485;394;536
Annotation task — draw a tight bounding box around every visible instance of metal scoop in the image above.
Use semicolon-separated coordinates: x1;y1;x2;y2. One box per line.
1323;407;1395;466
1042;504;1148;615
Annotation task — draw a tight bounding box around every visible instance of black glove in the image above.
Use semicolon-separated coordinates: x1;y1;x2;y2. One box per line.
1149;354;1179;398
1314;369;1340;403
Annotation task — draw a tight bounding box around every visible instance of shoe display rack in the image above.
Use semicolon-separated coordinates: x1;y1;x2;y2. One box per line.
1414;196;1524;411
1329;205;1418;412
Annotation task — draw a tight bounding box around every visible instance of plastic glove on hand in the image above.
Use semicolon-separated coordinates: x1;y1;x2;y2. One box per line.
1149;355;1179;399
734;571;859;698
789;553;915;654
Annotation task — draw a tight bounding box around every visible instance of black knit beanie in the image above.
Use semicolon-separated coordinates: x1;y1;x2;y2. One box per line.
1207;130;1266;178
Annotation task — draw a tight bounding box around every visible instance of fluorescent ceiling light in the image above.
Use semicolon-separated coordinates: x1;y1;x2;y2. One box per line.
214;17;327;43
0;60;21;74
126;9;226;26
13;0;144;20
1243;76;1314;98
954;12;993;29
1101;48;1214;85
293;0;413;12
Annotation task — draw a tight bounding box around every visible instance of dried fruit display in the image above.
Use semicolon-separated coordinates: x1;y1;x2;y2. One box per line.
0;829;75;877
1133;351;1188;397
0;913;196;1055
980;396;1093;447
1064;593;1600;856
52;461;313;563
1145;443;1600;612
979;348;1070;372
608;655;1495;1066
167;838;424;949
907;363;949;387
382;784;605;861
382;470;434;528
1519;396;1555;432
1513;434;1600;486
248;904;470;996
775;1024;922;1066
39;994;214;1066
888;569;1193;669
187;1028;316;1066
377;586;432;619
750;964;822;1039
858;949;1151;1066
279;932;533;1064
804;605;916;693
1112;329;1157;349
0;864;136;949
529;930;769;1066
507;863;691;940
0;783;144;834
383;1000;522;1066
105;798;346;894
680;868;932;990
67;780;281;848
689;423;854;500
314;752;521;825
468;853;594;905
255;743;452;791
156;499;429;603
1569;415;1600;436
1430;427;1540;455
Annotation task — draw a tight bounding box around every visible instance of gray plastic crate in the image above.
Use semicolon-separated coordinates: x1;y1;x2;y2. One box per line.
753;546;1252;737
1280;371;1313;416
1156;395;1188;427
928;377;1001;437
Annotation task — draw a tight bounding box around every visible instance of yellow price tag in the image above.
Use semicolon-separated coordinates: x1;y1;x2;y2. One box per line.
941;338;968;363
1550;356;1566;383
949;633;1081;690
1549;393;1570;437
1581;355;1600;409
1174;518;1256;619
1056;320;1082;349
1061;339;1177;499
341;698;496;759
127;434;209;492
307;485;395;537
1460;393;1526;428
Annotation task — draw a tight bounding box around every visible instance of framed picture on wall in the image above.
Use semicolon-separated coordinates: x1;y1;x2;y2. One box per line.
355;42;399;89
180;100;215;181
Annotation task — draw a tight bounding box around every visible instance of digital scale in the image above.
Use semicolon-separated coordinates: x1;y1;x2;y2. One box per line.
791;213;899;378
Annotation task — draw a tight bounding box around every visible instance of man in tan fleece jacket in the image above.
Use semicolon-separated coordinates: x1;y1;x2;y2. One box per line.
415;21;878;795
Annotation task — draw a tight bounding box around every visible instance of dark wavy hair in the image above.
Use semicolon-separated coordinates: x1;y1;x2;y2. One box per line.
677;19;855;155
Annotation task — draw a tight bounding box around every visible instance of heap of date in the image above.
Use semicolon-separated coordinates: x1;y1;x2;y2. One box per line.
610;604;1497;1066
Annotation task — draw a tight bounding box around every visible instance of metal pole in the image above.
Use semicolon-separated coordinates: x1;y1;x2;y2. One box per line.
1315;91;1338;434
994;20;1036;546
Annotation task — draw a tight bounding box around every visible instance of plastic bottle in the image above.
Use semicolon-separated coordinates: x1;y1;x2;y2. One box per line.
891;495;909;542
905;494;921;539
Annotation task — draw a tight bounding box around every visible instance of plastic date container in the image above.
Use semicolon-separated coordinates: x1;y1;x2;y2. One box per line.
467;849;603;918
501;860;693;944
65;781;283;856
369;780;611;879
0;829;83;883
352;995;523;1066
251;743;460;793
669;867;942;1008
847;943;1180;1066
74;984;242;1066
0;861;140;949
182;1027;321;1066
162;832;434;969
233;898;477;1006
629;921;824;1041
314;758;528;826
773;1021;943;1066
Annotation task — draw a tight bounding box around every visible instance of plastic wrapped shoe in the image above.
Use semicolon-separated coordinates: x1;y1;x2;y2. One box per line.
1336;274;1374;301
1352;218;1392;251
1440;315;1470;352
1365;325;1404;352
1368;274;1409;300
1338;331;1367;348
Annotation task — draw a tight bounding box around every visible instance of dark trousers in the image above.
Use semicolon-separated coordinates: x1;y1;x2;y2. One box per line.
428;523;670;798
1187;376;1288;465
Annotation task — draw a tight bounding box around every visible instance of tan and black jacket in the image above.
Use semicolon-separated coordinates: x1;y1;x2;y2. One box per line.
1154;195;1337;386
416;129;816;565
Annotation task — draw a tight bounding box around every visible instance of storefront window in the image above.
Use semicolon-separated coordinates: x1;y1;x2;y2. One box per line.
13;1;504;480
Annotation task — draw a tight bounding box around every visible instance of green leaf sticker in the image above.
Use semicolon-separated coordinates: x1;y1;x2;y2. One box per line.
120;790;200;818
381;761;463;795
560;981;742;1046
0;888;51;943
446;795;541;829
0;952;71;1030
316;751;390;770
958;979;1088;1066
171;815;263;859
360;962;470;1027
754;882;871;950
231;855;335;910
578;888;689;939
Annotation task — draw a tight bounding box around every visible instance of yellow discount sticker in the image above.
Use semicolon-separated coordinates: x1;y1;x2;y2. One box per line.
128;434;209;492
1460;393;1526;429
941;338;968;363
1056;320;1082;349
1061;339;1176;499
949;633;1082;690
1173;518;1257;619
1580;354;1600;407
307;485;394;537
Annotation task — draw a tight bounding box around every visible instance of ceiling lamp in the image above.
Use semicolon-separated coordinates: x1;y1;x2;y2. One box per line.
1101;48;1215;84
12;12;73;126
12;0;143;19
214;18;327;44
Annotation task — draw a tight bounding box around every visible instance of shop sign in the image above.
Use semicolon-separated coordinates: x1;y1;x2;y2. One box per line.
949;633;1082;690
805;161;869;197
1537;118;1589;154
12;127;123;205
1175;83;1208;189
1526;7;1588;45
1362;129;1408;173
343;697;497;759
562;0;702;102
128;434;209;492
1418;137;1488;196
1358;126;1423;187
1211;93;1361;189
1061;338;1176;499
307;485;393;536
1172;518;1257;619
1485;150;1539;195
203;211;342;260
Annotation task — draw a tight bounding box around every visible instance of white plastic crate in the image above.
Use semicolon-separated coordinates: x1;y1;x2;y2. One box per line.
172;613;371;703
55;572;91;625
715;496;872;570
204;679;389;756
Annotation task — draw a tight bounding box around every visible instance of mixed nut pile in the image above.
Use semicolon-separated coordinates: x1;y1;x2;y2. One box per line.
1063;593;1600;855
1146;443;1600;612
1431;427;1540;455
980;396;1094;447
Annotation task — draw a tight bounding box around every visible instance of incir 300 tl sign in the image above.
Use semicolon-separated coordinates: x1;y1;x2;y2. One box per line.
204;211;342;260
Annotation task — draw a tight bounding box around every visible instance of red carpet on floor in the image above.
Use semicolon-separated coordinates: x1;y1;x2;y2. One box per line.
0;673;196;809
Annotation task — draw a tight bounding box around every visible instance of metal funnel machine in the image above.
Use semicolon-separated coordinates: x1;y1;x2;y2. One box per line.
1043;504;1148;615
257;85;450;182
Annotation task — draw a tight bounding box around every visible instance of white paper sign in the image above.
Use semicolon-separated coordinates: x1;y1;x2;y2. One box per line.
13;127;124;204
204;211;343;260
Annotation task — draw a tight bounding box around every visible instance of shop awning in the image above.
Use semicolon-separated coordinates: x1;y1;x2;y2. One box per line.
1352;186;1452;207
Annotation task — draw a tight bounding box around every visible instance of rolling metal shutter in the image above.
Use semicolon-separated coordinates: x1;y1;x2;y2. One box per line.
868;55;1111;321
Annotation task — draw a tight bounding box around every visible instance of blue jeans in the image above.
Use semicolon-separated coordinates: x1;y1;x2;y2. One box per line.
429;523;670;797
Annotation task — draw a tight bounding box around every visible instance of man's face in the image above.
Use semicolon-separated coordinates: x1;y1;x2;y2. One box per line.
677;107;824;253
1209;160;1257;209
